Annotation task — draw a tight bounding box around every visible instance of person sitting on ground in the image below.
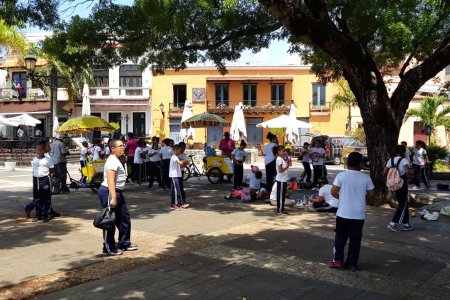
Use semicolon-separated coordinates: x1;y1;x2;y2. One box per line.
309;177;339;213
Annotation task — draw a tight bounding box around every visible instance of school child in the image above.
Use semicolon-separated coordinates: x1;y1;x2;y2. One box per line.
169;145;188;210
133;139;147;184
246;165;262;190
92;139;105;162
32;143;54;222
231;140;247;189
309;177;339;213
80;141;89;169
274;145;290;215
327;152;375;272
147;137;161;189
160;138;173;190
177;142;190;208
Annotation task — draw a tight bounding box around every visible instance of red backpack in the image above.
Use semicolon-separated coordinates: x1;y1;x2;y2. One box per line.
386;158;404;192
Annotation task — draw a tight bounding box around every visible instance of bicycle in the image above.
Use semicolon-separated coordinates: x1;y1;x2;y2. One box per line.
182;154;205;181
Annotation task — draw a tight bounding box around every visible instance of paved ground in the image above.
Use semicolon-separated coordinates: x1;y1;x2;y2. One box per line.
0;161;449;299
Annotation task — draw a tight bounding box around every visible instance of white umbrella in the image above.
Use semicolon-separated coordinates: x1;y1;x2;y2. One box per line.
256;114;313;129
285;104;300;144
7;113;41;126
81;83;91;116
230;102;247;141
179;100;195;142
52;116;59;138
0;115;18;126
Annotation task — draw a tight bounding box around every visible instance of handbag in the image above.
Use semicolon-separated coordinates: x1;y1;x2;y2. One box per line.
93;207;116;230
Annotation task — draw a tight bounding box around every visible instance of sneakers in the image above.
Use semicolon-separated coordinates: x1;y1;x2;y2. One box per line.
49;210;61;218
32;217;42;222
403;224;414;231
387;223;399;232
170;205;182;211
347;265;358;272
327;260;344;269
120;244;138;251
281;210;289;215
43;218;51;223
104;249;123;256
181;203;190;208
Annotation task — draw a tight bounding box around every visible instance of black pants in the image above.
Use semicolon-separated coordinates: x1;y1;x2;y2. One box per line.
161;159;171;189
54;162;68;190
98;186;132;251
276;181;287;213
33;176;51;219
265;160;276;191
233;162;244;189
313;202;337;213
126;156;134;180
171;177;183;206
300;161;311;182
148;161;161;188
392;175;409;224
412;164;430;188
333;216;364;266
133;163;143;184
312;164;327;187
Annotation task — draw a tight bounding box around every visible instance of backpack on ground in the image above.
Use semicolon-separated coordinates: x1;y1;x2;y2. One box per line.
386;158;404;192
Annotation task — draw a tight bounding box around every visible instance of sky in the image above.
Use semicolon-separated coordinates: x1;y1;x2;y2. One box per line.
25;0;301;66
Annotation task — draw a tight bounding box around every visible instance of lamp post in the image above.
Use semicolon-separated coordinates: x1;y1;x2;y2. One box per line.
159;102;165;118
24;55;59;136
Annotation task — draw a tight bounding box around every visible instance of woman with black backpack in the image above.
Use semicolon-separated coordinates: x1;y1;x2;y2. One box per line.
385;144;413;232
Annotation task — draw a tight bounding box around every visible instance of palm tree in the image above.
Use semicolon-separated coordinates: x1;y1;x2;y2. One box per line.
405;96;450;143
331;79;357;133
0;20;26;55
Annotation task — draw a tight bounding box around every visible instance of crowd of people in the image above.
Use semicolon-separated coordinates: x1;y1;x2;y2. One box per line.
27;130;434;267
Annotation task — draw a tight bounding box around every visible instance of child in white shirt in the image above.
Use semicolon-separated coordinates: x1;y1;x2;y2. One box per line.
169;145;188;210
274;145;290;215
231;140;246;189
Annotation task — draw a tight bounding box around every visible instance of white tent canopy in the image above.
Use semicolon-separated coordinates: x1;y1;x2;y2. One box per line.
81;83;91;116
0;115;17;126
230;102;247;141
179;100;195;142
7;113;41;127
52;116;59;138
256;114;313;129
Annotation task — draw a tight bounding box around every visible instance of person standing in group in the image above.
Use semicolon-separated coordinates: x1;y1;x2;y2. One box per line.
386;145;413;232
160;138;173;190
219;132;235;158
231;140;247;189
299;142;311;183
80;141;89;169
169;144;187;210
401;141;411;163
263;132;278;191
125;132;138;183
177;142;190;208
31;143;54;222
310;140;327;188
97;139;138;256
412;140;430;190
133;139;146;184
327;152;375;272
92;138;105;162
274;145;290;215
147;137;161;189
50;134;70;193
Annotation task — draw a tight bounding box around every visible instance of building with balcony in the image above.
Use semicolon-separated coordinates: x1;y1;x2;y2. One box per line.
71;65;152;137
152;66;347;146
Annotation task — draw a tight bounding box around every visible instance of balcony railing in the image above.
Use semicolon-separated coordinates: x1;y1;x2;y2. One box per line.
0;88;47;102
206;100;292;114
88;87;148;98
169;103;185;114
309;102;331;115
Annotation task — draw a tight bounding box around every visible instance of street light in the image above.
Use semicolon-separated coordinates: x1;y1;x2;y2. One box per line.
159;102;165;118
24;55;59;136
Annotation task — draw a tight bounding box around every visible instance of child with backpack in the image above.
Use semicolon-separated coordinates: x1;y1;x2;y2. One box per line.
385;144;413;232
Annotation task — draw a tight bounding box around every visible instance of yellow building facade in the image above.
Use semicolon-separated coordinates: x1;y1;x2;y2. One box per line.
151;66;348;146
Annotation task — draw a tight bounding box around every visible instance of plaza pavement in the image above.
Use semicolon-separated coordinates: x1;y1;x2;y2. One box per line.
0;161;449;299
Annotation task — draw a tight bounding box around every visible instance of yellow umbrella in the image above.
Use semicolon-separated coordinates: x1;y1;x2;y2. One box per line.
57;115;115;134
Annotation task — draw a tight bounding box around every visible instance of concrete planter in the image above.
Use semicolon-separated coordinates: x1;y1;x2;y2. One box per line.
4;161;16;171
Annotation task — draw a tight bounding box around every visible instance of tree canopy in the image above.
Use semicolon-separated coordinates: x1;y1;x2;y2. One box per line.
40;0;450;204
0;0;59;29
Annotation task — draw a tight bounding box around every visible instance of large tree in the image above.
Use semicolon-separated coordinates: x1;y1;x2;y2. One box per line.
42;0;450;204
